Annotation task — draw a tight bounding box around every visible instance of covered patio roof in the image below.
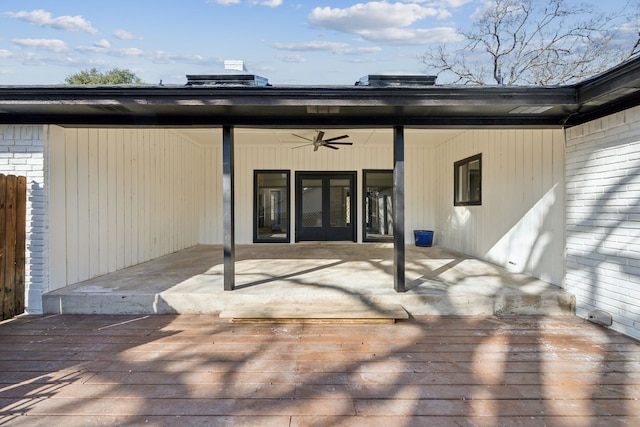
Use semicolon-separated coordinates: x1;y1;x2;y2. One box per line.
1;56;640;128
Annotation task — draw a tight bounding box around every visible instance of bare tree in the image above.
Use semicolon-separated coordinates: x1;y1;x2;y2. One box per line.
422;0;640;85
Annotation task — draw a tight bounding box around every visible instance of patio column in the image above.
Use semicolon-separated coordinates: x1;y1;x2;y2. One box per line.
222;125;235;291
393;125;406;292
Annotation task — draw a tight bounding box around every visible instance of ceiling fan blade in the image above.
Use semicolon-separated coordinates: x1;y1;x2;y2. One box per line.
323;135;349;142
316;131;325;142
292;143;313;149
325;142;352;145
324;144;340;150
291;133;313;142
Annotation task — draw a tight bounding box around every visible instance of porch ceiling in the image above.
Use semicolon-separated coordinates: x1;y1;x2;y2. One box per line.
178;127;461;147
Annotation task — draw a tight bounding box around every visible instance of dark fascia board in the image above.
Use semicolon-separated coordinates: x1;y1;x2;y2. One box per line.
565;56;640;125
0;84;578;127
0;84;575;106
574;55;640;102
0;113;571;127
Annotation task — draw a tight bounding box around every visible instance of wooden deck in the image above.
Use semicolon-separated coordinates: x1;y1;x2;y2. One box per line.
0;314;638;426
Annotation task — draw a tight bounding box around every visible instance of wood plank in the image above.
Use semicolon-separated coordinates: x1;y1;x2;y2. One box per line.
2;175;17;320
1;315;639;425
14;176;26;316
0;174;6;319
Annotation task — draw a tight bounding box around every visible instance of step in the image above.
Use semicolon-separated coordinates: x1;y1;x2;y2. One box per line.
219;302;409;324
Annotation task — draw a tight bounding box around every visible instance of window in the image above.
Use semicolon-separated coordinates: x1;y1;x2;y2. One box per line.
254;170;290;242
454;154;482;206
363;170;394;241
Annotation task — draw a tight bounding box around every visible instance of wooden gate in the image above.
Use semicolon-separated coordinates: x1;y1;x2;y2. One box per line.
0;174;26;320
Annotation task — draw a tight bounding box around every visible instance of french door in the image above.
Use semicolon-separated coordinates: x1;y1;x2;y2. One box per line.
296;172;356;242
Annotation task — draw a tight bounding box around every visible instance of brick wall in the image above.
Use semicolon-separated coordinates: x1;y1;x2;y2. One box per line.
565;107;640;340
0;125;46;314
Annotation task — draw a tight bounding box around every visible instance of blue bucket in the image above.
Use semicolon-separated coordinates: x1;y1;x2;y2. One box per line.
414;230;434;247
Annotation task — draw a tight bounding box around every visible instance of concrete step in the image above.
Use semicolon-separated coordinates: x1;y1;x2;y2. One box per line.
219;302;409;324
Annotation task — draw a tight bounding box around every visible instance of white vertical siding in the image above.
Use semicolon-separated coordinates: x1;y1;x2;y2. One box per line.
433;129;565;286
48;128;207;288
199;144;222;244
565;106;640;340
231;130;401;243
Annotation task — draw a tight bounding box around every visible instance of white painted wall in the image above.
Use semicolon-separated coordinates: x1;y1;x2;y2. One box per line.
565;107;640;340
433;129;566;286
48;126;212;289
0;125;47;314
232;129;405;243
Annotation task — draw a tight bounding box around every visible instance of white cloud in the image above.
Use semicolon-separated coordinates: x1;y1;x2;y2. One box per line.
5;9;98;34
210;0;241;4
273;41;349;52
360;27;463;45
12;38;69;53
0;49;13;59
147;50;214;65
308;1;458;45
94;39;111;49
279;54;306;63
408;0;473;7
114;29;137;40
256;0;283;6
273;41;383;56
309;2;444;32
339;46;383;55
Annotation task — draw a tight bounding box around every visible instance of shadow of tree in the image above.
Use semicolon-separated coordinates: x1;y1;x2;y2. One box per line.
0;310;636;425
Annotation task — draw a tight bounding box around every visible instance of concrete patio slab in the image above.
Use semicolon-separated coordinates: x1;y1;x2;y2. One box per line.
42;244;575;316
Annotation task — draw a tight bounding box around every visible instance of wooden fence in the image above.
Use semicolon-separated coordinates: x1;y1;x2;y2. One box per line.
0;174;26;320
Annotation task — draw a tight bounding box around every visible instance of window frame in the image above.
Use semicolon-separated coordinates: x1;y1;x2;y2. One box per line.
454;153;482;206
253;170;291;243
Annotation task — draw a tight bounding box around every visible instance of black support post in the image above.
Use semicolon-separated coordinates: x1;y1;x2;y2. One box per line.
393;125;406;292
222;125;235;291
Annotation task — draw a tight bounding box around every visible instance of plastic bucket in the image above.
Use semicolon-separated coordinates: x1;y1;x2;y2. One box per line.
414;230;434;247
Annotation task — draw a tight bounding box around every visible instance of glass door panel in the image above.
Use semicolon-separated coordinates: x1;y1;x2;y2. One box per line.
254;170;290;242
329;178;351;228
364;170;394;241
301;179;323;227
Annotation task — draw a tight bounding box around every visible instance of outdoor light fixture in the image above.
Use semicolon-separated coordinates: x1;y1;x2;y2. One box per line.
508;106;554;114
306;106;340;114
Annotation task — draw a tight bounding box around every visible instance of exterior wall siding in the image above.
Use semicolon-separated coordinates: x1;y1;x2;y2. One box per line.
0;125;47;314
48;127;209;289
231;130;435;244
565;107;640;340
433;129;566;286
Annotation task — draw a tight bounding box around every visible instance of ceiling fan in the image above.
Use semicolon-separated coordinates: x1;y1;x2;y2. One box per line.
290;130;353;151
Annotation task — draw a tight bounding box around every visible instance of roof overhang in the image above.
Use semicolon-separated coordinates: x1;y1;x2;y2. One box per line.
1;57;640;129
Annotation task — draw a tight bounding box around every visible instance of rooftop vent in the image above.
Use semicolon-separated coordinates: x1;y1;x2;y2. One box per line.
186;74;270;87
357;74;436;87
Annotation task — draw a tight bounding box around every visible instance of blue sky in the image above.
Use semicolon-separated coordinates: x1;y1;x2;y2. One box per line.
0;0;634;85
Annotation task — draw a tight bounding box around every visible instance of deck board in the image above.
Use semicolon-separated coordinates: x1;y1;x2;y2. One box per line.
0;314;638;425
